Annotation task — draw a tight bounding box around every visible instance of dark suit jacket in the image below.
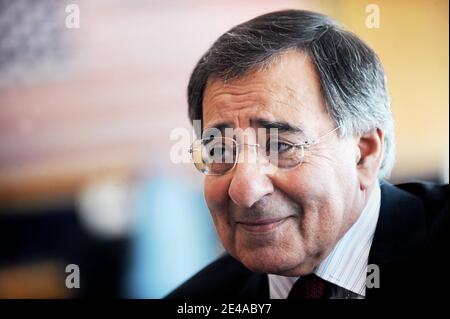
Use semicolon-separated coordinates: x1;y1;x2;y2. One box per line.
166;182;448;299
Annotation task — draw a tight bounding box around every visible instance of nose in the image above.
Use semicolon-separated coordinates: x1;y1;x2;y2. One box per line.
228;145;274;208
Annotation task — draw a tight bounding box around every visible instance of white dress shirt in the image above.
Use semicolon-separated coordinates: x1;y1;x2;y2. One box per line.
268;182;381;299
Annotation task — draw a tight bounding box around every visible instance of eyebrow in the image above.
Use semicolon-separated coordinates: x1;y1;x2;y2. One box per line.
203;122;232;134
252;118;305;134
203;118;305;135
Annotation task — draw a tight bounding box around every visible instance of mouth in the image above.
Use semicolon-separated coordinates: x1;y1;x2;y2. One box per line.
236;217;290;233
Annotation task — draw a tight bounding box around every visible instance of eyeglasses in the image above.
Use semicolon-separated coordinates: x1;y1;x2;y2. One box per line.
189;126;341;176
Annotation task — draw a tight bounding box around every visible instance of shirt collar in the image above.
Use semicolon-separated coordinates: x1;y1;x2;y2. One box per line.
268;182;381;298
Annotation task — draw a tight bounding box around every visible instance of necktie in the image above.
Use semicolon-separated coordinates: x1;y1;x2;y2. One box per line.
287;274;329;299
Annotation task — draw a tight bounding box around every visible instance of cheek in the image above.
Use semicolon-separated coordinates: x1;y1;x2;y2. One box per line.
290;140;357;204
274;165;349;240
204;178;233;231
204;177;230;212
295;182;345;255
204;177;238;255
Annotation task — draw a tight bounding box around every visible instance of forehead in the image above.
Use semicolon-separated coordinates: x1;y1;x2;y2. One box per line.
202;50;330;131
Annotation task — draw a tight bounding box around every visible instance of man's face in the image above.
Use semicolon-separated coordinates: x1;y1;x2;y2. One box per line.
201;51;364;276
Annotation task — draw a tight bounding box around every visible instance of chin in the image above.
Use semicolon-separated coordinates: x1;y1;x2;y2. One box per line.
236;246;307;275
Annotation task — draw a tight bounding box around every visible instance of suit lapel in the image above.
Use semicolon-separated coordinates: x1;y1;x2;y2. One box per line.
237;272;269;298
366;182;429;299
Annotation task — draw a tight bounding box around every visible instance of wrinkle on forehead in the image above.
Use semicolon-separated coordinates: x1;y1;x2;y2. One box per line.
202;50;328;130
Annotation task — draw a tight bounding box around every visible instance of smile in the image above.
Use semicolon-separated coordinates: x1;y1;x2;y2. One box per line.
237;217;289;233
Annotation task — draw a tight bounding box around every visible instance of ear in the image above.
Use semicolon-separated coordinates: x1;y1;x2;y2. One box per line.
356;128;384;190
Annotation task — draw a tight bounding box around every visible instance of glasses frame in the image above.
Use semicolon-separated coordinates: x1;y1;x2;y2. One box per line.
189;126;341;176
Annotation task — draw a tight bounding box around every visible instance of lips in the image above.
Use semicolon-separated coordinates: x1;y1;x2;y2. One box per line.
237;217;289;233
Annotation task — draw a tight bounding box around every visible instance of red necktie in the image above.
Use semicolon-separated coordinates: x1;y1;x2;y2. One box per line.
287;274;329;299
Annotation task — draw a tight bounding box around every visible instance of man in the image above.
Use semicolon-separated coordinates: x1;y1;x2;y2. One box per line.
167;10;448;299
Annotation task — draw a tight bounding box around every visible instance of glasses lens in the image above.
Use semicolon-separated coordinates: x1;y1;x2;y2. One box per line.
266;139;305;169
191;137;305;175
192;137;236;175
191;139;209;174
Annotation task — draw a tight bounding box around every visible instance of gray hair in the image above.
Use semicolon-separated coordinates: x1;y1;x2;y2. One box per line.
187;9;395;178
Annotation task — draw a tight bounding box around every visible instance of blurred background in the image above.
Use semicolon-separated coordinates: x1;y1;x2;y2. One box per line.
0;0;448;298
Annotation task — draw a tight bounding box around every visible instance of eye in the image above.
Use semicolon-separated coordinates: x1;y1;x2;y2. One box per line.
267;139;293;154
209;145;226;157
205;140;235;162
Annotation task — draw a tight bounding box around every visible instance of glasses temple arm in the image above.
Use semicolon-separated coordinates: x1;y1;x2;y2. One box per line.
296;125;341;147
